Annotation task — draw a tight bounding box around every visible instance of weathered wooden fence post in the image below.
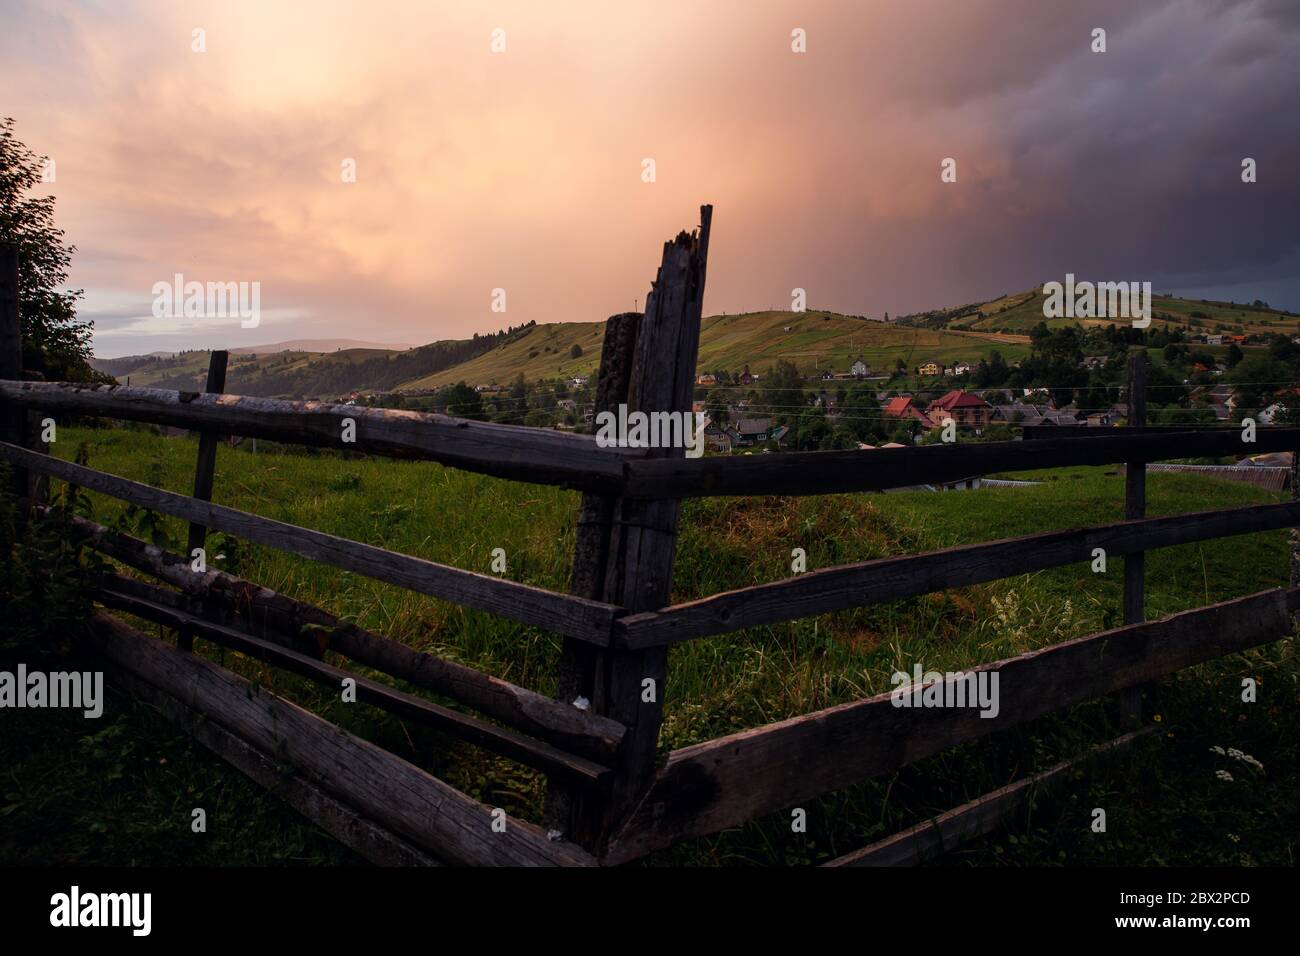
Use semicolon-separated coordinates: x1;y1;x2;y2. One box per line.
556;206;711;852
1291;443;1300;593
545;310;640;837
1118;351;1147;725
0;245;27;504
180;349;228;651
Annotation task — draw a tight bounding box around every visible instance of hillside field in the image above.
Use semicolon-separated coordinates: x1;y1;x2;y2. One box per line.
369;311;1031;390
4;426;1295;866
948;289;1300;335
92;312;1033;398
93;287;1300;401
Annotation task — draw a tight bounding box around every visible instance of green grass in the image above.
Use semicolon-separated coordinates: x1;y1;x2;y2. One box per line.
402;311;1033;390
5;426;1296;866
953;288;1300;337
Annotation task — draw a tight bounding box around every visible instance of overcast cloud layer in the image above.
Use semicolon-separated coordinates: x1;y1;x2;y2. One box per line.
3;0;1298;356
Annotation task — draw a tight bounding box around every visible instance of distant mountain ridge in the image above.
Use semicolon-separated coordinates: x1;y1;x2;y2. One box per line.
229;338;418;354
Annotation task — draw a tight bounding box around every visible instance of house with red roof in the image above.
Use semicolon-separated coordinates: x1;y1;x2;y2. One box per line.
883;395;934;426
926;390;992;429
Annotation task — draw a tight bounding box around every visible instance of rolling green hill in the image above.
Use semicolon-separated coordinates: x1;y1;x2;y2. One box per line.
399;311;1032;390
90;325;540;398
91;290;1299;400
398;321;608;390
924;288;1300;336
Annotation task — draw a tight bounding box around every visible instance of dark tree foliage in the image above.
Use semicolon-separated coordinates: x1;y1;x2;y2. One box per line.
761;359;807;421
0;118;96;382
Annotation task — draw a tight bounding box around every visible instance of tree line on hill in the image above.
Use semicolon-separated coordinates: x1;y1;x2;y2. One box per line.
154;323;539;399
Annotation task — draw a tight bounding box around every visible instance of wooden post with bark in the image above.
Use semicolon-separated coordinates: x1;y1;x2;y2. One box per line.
545;310;640;836
179;349;228;651
552;206;712;852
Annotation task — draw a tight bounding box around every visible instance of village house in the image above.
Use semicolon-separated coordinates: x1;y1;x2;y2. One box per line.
737;365;755;386
883;395;934;426
926;390;993;428
725;417;774;447
703;425;733;453
851;359;870;378
918;362;941;377
991;402;1047;426
1191;384;1237;421
1040;408;1083;426
696;372;717;386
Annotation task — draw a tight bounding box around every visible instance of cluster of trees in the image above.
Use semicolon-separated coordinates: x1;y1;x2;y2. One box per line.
0;117;98;381
374;372;595;429
969;321;1300;426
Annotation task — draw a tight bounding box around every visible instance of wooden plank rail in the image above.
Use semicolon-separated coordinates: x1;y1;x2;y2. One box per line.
823;727;1156;867
604;588;1294;863
88;611;596;866
0;440;619;644
0;379;636;494
108;661;443;866
95;579;613;789
85;515;621;739
56;511;626;761
615;500;1300;646
621;427;1300;498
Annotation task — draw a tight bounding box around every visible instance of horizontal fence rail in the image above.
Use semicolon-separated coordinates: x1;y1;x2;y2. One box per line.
90;611;597;867
615;499;1300;646
0;380;636;494
0;441;619;645
822;727;1157;867
57;510;626;761
605;588;1294;862
621;428;1300;498
96;579;613;788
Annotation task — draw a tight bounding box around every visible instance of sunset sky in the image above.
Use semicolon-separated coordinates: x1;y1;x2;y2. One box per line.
4;0;1298;357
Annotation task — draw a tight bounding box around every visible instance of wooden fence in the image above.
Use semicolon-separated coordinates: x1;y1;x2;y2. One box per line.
1;214;1297;866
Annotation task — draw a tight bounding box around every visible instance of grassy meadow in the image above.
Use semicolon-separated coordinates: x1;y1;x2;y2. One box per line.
952;289;1300;335
2;425;1296;866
